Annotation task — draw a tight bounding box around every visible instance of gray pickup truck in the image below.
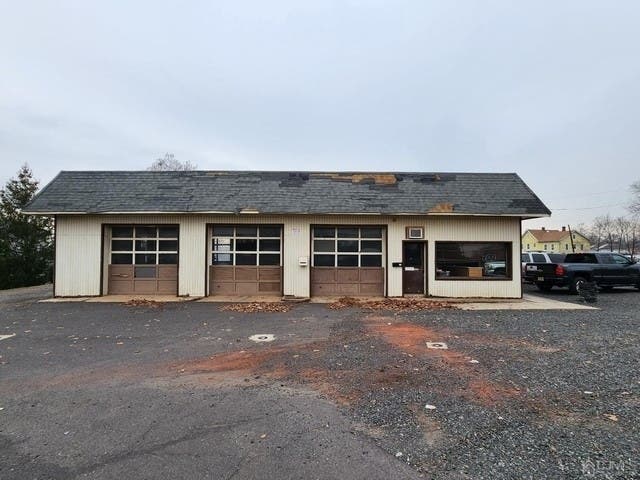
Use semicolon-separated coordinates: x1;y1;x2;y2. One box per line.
524;252;640;294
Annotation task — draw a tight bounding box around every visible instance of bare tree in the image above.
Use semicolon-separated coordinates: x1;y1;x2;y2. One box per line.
614;216;630;253
148;153;197;171
630;181;640;215
589;215;613;251
630;220;639;260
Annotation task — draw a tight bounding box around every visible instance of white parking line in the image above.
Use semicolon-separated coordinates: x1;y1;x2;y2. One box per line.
0;333;16;341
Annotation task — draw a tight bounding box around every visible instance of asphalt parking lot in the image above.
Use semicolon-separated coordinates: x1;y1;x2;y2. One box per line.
1;285;638;479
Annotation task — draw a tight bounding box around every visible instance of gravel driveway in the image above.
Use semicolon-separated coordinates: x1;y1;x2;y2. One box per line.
0;285;638;479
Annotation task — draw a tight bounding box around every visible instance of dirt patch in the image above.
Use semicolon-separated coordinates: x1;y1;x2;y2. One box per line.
327;297;457;312
175;347;287;375
467;379;520;405
220;303;292;313
366;319;450;355
295;368;362;406
408;404;446;447
462;333;562;354
365;316;520;406
124;299;164;309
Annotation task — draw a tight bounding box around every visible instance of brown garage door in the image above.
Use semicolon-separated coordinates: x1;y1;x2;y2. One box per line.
209;225;282;296
310;226;385;296
107;225;178;295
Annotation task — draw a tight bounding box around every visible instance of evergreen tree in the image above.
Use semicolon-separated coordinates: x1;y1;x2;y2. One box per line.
0;165;53;289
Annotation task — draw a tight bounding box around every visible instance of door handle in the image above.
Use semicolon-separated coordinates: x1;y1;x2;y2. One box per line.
112;274;130;278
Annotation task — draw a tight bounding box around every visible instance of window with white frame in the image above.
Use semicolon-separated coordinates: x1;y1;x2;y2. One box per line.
211;225;281;266
312;226;384;267
110;225;178;265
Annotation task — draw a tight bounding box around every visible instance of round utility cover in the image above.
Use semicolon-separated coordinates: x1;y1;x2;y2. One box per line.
249;334;275;343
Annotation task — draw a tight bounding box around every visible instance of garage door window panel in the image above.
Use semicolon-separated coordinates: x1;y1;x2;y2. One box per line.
112;240;132;251
361;255;382;267
259;239;280;251
314;227;335;238
135;240;156;251
361;228;383;239
135;253;157;265
259;254;280;265
112;226;133;238
338;255;358;267
236;239;257;251
213;253;233;265
213;226;234;236
159;240;178;251
236;254;257;265
361;241;382;252
159;254;178;264
236;226;258;237
259;226;281;237
314;254;335;267
135;266;156;278
111;253;132;264
338;240;358;252
135;226;157;238
159;226;178;238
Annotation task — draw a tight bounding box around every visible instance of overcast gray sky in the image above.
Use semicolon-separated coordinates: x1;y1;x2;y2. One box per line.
1;1;639;229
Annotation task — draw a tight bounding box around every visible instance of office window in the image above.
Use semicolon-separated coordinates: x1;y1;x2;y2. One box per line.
435;242;511;279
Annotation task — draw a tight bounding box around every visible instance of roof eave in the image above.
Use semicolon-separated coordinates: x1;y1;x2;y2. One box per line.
22;210;552;217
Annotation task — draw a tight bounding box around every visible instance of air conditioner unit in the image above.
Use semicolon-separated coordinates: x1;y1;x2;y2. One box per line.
407;227;424;239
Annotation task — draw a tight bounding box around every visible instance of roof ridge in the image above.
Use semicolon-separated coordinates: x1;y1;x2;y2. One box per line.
56;170;519;175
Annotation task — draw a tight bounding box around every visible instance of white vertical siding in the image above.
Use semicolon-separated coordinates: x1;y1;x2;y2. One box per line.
178;217;206;296
282;218;310;297
425;216;521;298
55;216;102;296
386;220;406;296
55;214;521;298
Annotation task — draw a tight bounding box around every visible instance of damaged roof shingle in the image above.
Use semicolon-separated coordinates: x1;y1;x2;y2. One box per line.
24;170;550;217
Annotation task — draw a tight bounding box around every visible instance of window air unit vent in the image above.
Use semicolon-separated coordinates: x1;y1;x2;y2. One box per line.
407;227;424;239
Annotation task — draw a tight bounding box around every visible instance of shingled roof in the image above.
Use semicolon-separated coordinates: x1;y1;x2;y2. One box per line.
24;171;550;217
526;229;574;242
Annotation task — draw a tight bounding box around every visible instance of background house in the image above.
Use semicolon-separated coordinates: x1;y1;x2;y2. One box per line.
522;226;591;253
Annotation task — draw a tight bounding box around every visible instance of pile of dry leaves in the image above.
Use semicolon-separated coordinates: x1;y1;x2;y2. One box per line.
220;302;292;313
124;299;164;309
327;297;457;312
326;297;361;310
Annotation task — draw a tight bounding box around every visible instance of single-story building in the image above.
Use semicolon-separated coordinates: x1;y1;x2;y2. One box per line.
24;171;550;299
